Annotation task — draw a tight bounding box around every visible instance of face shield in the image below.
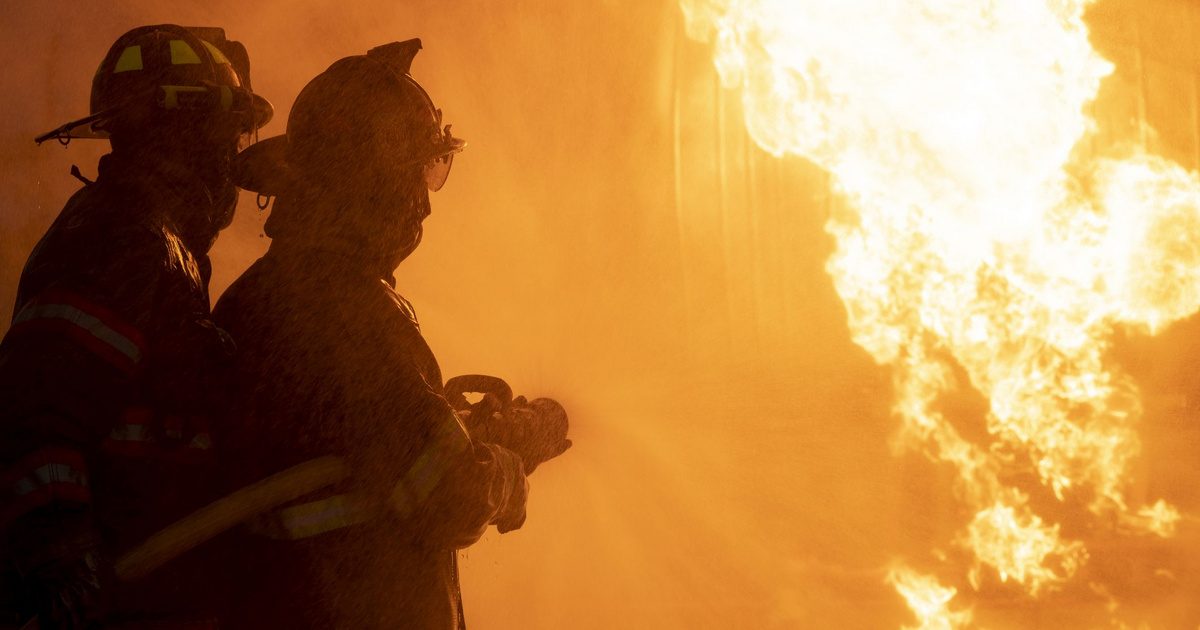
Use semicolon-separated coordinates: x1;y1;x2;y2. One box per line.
423;152;455;192
407;118;466;192
397;148;456;192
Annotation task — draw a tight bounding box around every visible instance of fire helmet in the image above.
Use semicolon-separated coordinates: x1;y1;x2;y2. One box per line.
35;24;273;145
232;39;465;197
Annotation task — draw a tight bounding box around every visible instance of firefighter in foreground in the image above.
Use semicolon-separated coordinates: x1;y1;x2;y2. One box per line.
213;40;572;629
0;25;272;628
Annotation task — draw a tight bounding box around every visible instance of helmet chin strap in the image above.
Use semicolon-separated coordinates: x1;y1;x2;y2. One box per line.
391;223;424;271
387;189;430;269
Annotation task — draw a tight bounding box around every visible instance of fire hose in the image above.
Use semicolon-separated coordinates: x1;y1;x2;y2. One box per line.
114;375;568;581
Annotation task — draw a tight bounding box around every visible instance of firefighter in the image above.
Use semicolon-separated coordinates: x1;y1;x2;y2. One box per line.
0;25;272;628
212;40;572;629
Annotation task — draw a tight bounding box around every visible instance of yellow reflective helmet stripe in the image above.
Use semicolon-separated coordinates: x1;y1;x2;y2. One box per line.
169;39;202;65
113;45;143;73
200;40;231;65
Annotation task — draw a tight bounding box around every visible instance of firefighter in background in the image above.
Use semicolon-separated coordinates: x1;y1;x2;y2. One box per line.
0;25;272;628
214;40;572;629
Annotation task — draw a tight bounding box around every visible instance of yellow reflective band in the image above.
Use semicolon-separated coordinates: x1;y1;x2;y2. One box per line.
169;40;202;65
391;483;416;517
396;413;473;508
113;45;143;73
160;85;207;109
406;449;444;503
219;86;233;112
201;40;231;65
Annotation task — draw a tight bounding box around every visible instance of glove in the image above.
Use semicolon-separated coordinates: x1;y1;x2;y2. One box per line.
11;516;110;629
491;445;530;534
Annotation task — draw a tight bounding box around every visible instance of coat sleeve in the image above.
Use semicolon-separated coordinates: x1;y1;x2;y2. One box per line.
339;331;528;550
0;221;163;524
1;214;228;532
0;217;169;619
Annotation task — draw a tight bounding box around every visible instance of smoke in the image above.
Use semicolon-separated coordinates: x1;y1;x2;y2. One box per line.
3;1;1197;628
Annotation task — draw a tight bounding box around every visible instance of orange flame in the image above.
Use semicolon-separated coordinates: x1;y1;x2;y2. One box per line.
681;0;1198;623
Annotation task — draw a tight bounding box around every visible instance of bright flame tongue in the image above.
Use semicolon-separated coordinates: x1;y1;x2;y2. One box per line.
887;566;973;630
682;0;1197;622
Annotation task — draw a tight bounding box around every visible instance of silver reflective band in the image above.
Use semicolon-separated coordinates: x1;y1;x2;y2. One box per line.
110;423;150;442
13;302;142;363
12;463;88;496
12;479;36;497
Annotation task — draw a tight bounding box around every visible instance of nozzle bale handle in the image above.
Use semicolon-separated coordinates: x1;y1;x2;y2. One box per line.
444;374;513;412
444;374;571;471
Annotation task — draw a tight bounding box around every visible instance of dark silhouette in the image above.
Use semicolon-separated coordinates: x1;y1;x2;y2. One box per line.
0;25;271;628
213;40;571;629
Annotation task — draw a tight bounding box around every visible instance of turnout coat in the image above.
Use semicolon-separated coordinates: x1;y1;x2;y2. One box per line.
214;240;528;630
0;154;232;625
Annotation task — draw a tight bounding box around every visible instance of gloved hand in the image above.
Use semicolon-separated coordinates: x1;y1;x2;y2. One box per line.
12;517;110;629
491;446;529;535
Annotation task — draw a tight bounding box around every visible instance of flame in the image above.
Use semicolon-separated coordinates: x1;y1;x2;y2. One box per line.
886;566;972;630
680;0;1200;624
962;500;1084;594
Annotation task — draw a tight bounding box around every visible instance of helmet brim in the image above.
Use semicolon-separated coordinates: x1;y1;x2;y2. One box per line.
235;133;467;197
250;93;274;130
34;110;114;145
37;90;274;147
232;134;291;196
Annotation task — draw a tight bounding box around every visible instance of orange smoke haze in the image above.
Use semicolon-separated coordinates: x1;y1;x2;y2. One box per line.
0;1;1197;628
